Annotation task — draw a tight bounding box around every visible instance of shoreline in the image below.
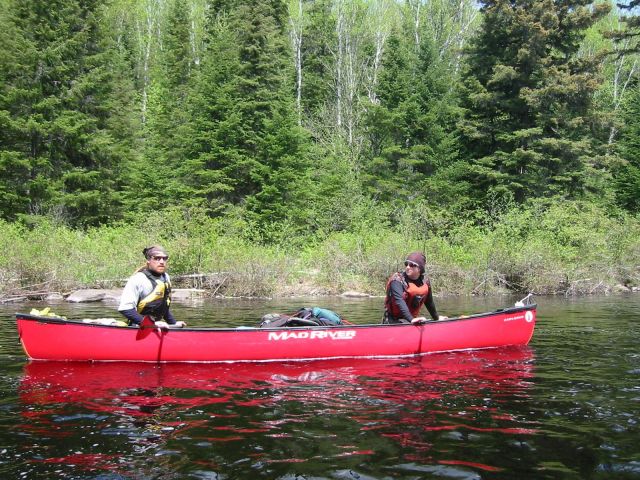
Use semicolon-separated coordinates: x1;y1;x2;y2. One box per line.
1;284;638;306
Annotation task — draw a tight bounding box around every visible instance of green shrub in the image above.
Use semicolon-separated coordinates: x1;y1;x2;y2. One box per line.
1;200;638;299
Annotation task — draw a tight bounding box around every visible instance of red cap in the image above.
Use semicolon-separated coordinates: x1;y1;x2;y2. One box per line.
406;252;426;271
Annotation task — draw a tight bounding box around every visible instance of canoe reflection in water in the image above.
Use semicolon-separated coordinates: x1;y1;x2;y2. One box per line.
19;347;536;476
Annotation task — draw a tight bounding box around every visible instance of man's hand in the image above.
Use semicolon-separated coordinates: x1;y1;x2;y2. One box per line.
438;315;448;320
171;321;187;328
154;320;169;329
411;316;427;324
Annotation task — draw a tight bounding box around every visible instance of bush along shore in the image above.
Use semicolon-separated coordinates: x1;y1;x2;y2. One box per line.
1;201;639;303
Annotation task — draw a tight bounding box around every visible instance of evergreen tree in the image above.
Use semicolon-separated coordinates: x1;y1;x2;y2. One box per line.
606;0;640;54
614;82;640;212
176;0;311;236
122;0;195;216
458;0;610;208
0;0;32;218
0;0;137;226
299;0;335;119
361;26;460;209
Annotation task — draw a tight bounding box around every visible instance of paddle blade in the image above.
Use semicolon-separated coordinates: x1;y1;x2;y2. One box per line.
136;316;155;340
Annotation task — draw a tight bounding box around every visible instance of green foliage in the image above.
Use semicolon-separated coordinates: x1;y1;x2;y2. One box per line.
613;82;640;212
361;23;461;216
0;0;138;226
606;0;640;53
2;199;638;298
297;0;334;117
168;0;312;238
458;0;611;208
1;0;639;298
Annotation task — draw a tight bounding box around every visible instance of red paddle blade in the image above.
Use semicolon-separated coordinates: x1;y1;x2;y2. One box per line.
136;316;156;340
141;316;155;328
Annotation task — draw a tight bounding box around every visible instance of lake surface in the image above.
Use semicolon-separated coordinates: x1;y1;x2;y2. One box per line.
1;294;639;479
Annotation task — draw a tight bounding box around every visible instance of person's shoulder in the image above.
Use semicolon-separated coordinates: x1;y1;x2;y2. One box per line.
388;272;406;287
128;271;149;283
387;271;403;282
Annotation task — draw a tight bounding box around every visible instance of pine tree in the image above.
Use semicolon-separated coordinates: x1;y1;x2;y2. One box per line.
458;0;610;207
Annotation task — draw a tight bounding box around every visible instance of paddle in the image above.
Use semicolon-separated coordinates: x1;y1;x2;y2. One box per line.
141;315;155;328
134;315;167;362
136;315;161;340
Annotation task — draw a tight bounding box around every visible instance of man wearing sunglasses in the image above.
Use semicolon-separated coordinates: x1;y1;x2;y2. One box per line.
117;245;186;328
383;251;447;324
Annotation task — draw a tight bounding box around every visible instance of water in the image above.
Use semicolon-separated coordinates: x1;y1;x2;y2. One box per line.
1;295;639;479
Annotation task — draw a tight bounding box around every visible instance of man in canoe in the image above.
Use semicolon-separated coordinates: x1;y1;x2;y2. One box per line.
383;251;447;324
117;245;186;328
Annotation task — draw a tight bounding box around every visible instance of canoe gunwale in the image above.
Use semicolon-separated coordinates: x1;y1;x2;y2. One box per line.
15;303;537;332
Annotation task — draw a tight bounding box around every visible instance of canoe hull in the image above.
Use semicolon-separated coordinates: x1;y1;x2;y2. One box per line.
16;305;536;363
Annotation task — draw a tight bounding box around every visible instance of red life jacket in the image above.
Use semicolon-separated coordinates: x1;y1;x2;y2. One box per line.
385;272;430;320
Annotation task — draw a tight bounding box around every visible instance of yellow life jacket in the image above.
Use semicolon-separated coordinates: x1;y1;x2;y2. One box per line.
137;269;172;319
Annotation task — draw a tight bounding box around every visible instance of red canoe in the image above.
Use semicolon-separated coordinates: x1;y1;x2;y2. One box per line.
15;303;536;363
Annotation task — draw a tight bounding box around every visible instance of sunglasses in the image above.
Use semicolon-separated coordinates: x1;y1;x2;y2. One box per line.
151;255;169;261
404;260;420;268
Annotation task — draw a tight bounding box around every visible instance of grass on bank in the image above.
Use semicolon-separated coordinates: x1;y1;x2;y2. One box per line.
0;201;638;299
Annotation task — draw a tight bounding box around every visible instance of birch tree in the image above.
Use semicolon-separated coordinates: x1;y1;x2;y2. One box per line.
364;0;396;104
133;0;167;123
332;0;369;148
189;0;207;66
407;0;480;74
597;8;640;144
288;0;305;125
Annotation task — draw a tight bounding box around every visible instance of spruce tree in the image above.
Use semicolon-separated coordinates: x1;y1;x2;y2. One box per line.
123;0;195;216
614;82;640;212
361;27;460;208
298;0;334;118
458;0;610;207
0;1;31;218
0;0;137;226
177;0;310;237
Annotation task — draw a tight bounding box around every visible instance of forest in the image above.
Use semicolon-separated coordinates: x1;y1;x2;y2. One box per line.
1;0;639;298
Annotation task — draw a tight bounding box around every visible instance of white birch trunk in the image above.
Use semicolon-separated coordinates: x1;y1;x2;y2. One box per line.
366;1;392;105
135;0;166;124
289;0;304;126
608;42;638;144
335;1;344;129
412;0;421;51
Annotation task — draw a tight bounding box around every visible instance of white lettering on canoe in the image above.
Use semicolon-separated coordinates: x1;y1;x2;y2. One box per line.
504;311;535;323
268;330;357;341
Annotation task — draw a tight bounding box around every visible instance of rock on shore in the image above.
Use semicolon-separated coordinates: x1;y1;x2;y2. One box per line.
65;288;206;303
